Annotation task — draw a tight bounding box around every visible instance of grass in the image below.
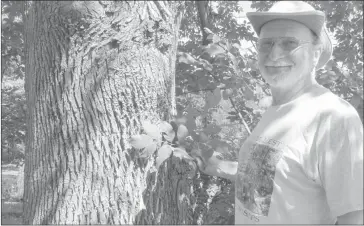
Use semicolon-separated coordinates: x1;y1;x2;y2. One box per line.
1;163;24;225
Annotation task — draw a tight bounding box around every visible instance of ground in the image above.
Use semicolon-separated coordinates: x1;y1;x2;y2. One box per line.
1;163;23;224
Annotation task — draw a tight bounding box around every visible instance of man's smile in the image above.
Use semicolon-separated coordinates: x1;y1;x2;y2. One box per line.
265;65;293;68
265;65;292;73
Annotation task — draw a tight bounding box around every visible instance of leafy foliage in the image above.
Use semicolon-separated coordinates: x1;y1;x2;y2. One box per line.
1;1;27;163
130;119;195;168
2;1;25;78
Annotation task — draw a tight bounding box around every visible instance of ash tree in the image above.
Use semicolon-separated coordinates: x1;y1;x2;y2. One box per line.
22;1;200;224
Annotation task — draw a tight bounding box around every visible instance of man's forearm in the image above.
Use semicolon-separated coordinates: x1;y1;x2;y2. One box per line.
206;160;238;181
337;210;363;224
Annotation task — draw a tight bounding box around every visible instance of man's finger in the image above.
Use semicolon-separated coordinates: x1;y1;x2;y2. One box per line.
193;156;206;171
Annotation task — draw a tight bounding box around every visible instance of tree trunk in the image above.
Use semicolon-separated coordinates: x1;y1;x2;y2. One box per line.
196;1;212;46
23;1;198;224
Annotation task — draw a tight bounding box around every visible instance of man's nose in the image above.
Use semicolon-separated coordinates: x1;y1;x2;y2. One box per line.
267;42;286;61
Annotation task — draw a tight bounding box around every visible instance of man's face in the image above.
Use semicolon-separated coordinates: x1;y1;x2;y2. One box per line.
257;20;318;89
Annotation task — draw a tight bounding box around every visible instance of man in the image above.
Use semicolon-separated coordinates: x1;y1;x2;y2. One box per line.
193;1;363;224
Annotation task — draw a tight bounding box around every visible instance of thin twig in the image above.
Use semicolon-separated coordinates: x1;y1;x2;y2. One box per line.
178;87;228;95
228;97;251;134
250;40;257;51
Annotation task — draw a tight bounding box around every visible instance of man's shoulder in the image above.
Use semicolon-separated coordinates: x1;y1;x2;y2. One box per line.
313;89;361;124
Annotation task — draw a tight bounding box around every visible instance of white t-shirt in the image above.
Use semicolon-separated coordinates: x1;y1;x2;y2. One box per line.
235;85;363;224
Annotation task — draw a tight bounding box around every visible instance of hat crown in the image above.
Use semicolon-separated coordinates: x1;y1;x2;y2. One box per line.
269;1;316;13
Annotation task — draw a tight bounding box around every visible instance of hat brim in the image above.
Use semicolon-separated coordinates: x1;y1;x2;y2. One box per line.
247;11;332;70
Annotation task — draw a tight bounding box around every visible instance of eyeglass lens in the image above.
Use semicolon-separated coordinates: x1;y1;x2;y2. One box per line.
257;38;304;53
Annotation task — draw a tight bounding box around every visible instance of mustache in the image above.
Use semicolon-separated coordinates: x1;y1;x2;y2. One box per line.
264;63;293;67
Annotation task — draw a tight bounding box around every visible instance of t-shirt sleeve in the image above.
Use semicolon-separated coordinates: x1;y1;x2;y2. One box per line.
316;107;363;217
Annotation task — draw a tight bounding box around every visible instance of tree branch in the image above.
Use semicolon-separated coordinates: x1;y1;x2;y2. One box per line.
196;1;211;46
178;87;228;95
228;97;251;134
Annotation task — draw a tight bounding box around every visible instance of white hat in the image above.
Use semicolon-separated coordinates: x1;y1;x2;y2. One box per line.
246;1;332;70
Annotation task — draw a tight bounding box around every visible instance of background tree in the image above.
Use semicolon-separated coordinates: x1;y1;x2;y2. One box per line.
1;1;26;164
22;1;200;224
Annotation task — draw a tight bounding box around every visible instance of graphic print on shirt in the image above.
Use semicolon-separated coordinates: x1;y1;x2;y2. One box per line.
236;140;284;217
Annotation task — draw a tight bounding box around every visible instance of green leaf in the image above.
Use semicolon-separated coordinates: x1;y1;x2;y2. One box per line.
198;132;209;143
258;96;272;108
245;100;259;110
324;59;334;70
159;121;175;142
199;143;214;160
156;145;173;168
214;87;222;97
227;32;239;40
199;59;213;71
232;43;240;49
194;69;206;77
197;76;211;90
317;70;339;84
350;94;363;108
206;33;221;43
204;124;222;135
206;87;222;109
178;52;197;65
187;105;200;117
176;87;183;96
190;130;199;141
177;124;189;142
255;84;264;96
142;120;161;140
175;116;188;125
207;139;231;153
185;117;197;133
204;43;225;56
243;86;255;100
222;88;234;100
159;121;172;133
247;59;257;70
214;54;230;66
140;142;157;158
130;134;154;149
173;147;193;160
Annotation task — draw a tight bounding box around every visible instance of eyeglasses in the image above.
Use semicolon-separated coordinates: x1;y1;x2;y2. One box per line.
257;37;312;53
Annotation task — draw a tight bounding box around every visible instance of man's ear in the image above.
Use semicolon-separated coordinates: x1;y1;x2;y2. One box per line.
312;43;323;66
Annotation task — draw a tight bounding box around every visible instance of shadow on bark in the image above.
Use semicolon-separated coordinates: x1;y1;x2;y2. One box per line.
134;155;236;225
134;155;196;225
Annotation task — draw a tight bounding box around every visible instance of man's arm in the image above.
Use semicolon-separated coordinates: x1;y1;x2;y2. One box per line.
194;152;238;181
205;159;238;181
336;210;363;225
316;107;363;225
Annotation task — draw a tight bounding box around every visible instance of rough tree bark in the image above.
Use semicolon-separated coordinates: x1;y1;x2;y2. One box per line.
23;1;198;224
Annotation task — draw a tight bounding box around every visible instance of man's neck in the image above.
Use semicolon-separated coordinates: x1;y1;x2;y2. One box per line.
270;77;319;106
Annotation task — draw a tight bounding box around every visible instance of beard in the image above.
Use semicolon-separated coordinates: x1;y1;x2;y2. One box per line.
261;66;294;88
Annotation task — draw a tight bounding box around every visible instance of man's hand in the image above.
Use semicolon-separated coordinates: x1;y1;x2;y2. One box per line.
192;151;221;176
191;149;238;181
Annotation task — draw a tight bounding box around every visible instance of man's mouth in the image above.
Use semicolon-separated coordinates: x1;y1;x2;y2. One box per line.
265;65;292;74
265;65;292;68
